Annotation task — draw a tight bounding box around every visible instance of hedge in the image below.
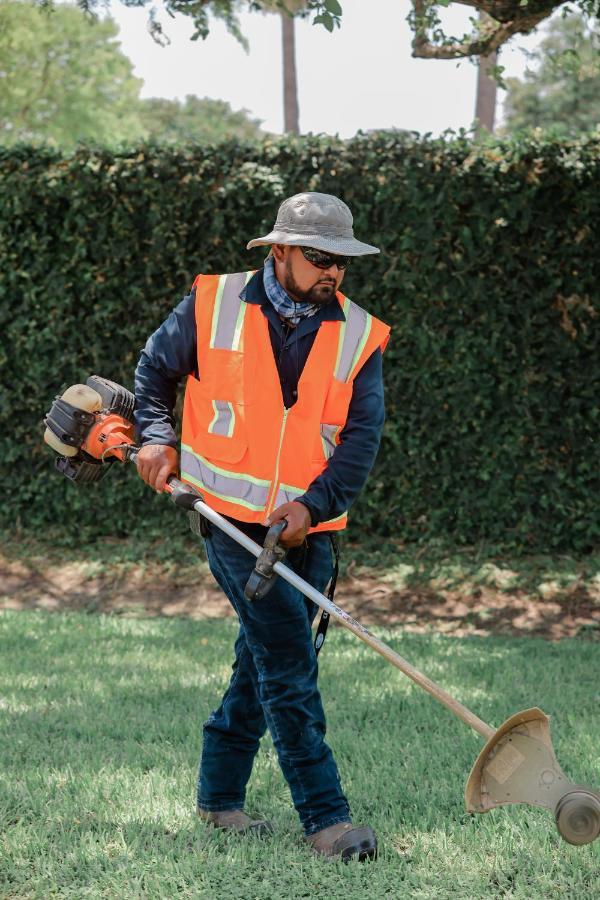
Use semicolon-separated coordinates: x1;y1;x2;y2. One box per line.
1;133;598;552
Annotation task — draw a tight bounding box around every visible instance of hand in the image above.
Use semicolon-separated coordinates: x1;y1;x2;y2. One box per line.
266;501;311;548
136;444;179;493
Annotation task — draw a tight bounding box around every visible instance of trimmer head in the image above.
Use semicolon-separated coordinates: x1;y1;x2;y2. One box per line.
465;707;600;846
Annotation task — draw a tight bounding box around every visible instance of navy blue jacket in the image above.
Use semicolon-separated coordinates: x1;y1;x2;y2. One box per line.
134;268;385;527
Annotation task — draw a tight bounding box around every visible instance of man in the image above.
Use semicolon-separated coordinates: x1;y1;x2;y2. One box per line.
134;192;390;862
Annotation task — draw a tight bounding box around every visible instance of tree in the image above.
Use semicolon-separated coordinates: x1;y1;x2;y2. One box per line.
501;13;600;135
0;0;144;147
138;95;264;142
474;12;499;134
410;0;599;61
58;0;598;61
281;10;300;133
260;1;308;134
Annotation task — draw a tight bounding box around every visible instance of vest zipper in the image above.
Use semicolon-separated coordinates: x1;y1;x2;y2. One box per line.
265;407;289;518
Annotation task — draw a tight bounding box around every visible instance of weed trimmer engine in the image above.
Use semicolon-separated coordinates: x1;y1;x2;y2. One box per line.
44;376;136;481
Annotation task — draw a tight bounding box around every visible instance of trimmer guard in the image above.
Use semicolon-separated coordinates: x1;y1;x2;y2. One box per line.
465;707;600;845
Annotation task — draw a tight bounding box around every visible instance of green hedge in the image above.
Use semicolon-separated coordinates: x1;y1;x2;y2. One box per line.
1;134;598;552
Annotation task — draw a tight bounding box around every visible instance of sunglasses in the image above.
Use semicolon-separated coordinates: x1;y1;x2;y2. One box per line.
300;246;351;270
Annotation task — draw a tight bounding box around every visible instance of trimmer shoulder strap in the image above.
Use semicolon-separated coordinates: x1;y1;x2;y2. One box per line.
314;534;340;657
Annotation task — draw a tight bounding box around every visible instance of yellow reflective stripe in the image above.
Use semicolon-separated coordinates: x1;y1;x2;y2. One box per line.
208;400;220;434
182;471;267;513
208;401;236;437
230;271;254;350
181;443;270;486
347;311;372;380
226;403;235;438
320;423;341;460
231;300;247;351
278;481;303;498
334;297;351;378
209;275;227;349
322;511;347;525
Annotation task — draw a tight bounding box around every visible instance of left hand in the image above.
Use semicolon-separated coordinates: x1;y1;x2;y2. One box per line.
266;501;311;548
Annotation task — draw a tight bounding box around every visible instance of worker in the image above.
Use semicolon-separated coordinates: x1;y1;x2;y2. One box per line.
134;192;390;862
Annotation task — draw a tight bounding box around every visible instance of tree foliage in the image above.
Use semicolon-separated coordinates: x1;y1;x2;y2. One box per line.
72;0;342;46
43;0;599;60
139;95;264;142
502;13;600;135
0;0;144;148
0;1;265;148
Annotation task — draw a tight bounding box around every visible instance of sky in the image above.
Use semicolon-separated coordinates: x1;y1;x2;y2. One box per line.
105;0;550;137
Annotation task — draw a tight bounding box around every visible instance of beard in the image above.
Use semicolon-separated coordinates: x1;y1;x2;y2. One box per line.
281;258;338;305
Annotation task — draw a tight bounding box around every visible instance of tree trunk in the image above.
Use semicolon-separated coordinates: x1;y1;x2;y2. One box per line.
475;13;498;135
281;12;299;134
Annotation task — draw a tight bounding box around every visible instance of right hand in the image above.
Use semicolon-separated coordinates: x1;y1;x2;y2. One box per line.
136;444;179;493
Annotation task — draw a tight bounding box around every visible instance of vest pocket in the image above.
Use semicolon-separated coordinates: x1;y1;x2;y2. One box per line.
183;372;247;463
314;377;354;461
321;377;354;426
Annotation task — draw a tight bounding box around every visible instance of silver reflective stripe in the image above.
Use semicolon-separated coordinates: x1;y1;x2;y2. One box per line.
208;400;235;437
273;483;304;508
320;423;340;460
210;272;252;350
274;483;348;527
181;446;270;512
273;482;347;526
335;298;373;382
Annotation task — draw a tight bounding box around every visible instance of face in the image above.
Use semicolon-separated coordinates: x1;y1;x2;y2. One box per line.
272;245;346;305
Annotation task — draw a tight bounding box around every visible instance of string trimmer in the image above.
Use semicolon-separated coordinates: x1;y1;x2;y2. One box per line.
43;376;600;847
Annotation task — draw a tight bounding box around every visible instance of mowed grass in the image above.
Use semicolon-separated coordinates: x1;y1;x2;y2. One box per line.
1;611;599;899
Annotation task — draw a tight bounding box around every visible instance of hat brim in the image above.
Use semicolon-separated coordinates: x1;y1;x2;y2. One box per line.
246;230;380;256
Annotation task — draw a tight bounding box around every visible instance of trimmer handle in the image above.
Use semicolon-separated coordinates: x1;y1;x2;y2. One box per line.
244;520;288;602
127;450;201;508
164;474;205;510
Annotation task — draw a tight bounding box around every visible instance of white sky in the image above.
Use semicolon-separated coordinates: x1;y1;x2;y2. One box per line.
104;0;550;136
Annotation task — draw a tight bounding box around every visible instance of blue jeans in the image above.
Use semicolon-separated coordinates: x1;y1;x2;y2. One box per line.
198;522;351;836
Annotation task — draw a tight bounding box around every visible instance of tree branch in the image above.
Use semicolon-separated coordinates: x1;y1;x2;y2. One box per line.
411;0;565;60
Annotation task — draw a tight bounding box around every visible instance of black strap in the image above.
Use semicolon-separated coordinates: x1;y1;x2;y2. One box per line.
314;534;339;656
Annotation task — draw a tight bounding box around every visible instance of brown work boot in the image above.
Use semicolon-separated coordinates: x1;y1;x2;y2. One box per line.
306;822;378;862
197;807;273;836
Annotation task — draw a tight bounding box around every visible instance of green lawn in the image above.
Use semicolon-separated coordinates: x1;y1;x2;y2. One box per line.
1;611;598;899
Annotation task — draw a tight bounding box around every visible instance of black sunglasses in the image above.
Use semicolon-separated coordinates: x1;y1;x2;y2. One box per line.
300;246;351;270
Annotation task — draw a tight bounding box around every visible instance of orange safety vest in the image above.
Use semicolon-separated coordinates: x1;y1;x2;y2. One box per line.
181;271;390;533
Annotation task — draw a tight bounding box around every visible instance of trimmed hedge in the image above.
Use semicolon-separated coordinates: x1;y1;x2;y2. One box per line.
1;134;598;552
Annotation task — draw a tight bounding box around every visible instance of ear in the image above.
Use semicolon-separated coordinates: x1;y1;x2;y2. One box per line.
271;243;286;262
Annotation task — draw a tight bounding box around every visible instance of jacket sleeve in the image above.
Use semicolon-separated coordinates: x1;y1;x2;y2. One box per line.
296;348;385;526
133;290;197;447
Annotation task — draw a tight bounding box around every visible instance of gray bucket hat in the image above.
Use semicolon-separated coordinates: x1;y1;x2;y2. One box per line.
247;191;380;257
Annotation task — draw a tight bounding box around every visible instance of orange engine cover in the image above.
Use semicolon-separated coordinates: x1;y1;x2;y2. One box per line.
82;413;135;462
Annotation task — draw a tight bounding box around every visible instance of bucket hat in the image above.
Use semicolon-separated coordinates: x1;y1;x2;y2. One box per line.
246;192;380;256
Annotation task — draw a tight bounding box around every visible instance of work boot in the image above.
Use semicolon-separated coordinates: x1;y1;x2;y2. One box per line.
306;822;378;862
197;807;273;836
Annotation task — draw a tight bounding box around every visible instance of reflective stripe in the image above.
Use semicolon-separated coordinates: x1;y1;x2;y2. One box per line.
274;482;347;525
335;298;373;382
181;445;270;511
273;482;304;508
208;400;235;437
321;510;347;526
320;423;341;460
209;272;252;350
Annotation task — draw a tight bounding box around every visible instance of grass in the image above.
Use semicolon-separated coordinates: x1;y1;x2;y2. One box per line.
1;611;599;898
